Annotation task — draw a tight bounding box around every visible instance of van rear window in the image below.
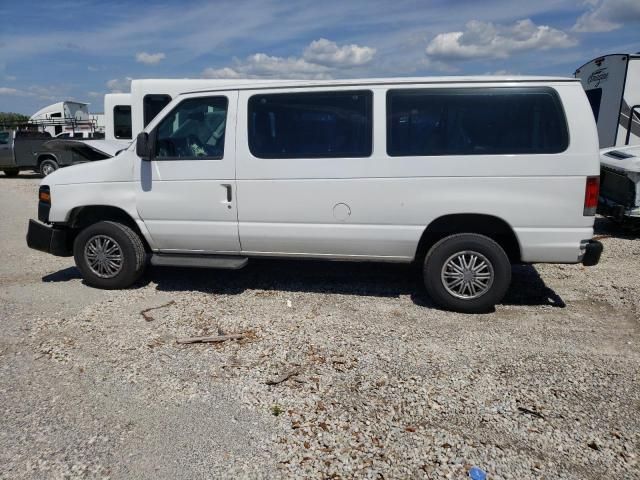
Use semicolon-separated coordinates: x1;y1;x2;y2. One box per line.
248;90;373;158
387;87;569;156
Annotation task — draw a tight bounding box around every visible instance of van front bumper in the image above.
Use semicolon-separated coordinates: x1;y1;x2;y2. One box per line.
581;239;603;267
26;219;72;257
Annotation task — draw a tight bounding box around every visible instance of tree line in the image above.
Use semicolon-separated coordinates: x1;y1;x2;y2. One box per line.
0;112;29;124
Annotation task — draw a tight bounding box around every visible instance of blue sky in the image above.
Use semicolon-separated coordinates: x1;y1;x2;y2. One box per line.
0;0;638;114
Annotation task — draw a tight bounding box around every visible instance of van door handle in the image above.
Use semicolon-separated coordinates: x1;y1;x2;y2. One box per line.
222;184;232;203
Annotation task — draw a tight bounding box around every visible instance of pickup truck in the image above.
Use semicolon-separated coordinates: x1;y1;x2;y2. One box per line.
0;129;86;177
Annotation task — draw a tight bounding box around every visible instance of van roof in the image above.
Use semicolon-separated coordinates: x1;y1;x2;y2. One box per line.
131;76;579;97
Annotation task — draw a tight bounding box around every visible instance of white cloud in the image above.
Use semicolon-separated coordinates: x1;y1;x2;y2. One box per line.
203;53;331;80
87;66;99;72
202;38;377;80
0;85;61;100
106;77;132;93
135;52;166;65
426;19;577;61
0;87;26;96
302;38;376;68
573;0;640;32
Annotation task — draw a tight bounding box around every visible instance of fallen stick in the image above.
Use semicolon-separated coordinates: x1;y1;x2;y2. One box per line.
176;333;246;345
266;367;301;385
518;406;544;419
140;300;176;322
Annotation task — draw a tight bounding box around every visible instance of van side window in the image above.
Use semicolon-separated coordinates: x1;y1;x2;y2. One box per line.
387;87;569;156
154;96;228;159
143;94;172;127
113;105;132;139
0;131;9;144
248;90;373;158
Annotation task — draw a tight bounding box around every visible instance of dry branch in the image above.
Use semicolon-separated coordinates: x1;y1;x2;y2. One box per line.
140;300;176;322
176;333;246;345
266;367;301;385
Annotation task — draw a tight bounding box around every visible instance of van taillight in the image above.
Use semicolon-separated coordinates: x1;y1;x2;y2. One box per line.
584;176;599;216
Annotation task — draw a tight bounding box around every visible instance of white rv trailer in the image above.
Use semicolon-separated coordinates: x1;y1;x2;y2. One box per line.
575;53;640;148
30;100;105;138
30;101;93;137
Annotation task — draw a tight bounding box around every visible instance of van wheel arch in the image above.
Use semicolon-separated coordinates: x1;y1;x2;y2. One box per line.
414;214;521;264
67;205;150;252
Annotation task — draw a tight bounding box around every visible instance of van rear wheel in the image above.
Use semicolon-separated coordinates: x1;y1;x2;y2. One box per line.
423;233;511;313
73;221;147;289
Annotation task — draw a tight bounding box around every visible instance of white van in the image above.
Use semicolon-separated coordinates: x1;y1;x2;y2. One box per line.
26;77;603;313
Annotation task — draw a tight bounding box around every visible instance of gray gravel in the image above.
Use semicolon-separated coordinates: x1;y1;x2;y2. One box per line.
1;175;639;479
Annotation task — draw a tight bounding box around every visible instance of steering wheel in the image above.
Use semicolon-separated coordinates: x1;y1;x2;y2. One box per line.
157;139;176;157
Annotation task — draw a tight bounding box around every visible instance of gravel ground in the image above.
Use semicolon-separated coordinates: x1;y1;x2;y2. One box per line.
1;175;639;479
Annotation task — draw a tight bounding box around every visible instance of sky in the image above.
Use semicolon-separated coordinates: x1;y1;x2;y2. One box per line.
0;0;638;114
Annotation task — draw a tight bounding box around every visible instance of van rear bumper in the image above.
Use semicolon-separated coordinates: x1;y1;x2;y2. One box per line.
580;239;603;267
26;219;72;257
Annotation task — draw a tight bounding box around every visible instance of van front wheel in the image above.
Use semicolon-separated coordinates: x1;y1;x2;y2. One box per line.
423;233;511;313
73;221;147;289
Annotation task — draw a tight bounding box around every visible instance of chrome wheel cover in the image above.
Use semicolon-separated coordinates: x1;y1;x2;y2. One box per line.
441;250;494;300
41;162;56;176
84;235;123;279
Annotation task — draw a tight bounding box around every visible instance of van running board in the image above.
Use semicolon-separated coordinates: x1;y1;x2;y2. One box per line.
150;254;248;270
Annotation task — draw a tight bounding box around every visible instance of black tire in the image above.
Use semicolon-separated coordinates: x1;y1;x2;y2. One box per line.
39;158;58;177
73;221;147;289
2;168;19;177
423;233;511;313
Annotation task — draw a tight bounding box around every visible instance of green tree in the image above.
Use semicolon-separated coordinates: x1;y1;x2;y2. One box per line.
0;112;29;125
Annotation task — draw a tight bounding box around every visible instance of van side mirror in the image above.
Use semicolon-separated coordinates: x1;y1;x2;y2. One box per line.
136;132;153;161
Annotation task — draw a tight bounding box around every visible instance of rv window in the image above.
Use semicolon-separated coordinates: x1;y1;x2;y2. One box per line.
143;94;172;127
154;96;228;160
113;105;132;139
248;90;373;158
0;131;9;144
50;112;62;136
387;87;569;156
586;88;602;122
